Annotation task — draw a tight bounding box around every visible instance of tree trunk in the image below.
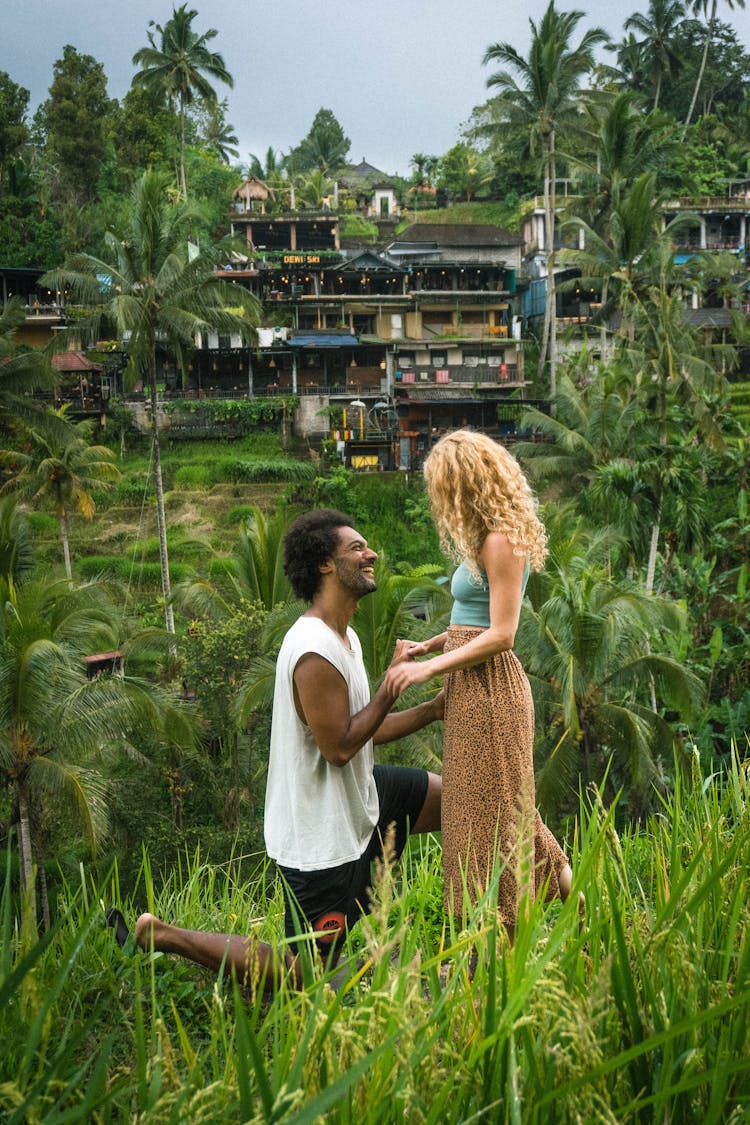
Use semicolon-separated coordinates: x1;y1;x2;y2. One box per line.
538;134;558;403
179;96;188;201
31;820;51;931
15;778;36;925
684;0;716;130
149;371;175;634
548;139;558;403
537;147;553;381
646;512;661;595
59;512;72;581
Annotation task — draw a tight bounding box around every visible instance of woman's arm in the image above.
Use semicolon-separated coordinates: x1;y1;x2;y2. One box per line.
402;631;448;659
383;533;525;695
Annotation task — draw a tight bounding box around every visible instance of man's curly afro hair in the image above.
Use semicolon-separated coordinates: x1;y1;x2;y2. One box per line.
283;508;355;602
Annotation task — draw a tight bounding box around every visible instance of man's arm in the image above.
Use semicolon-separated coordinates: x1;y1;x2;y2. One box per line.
373;689;444;744
294;650;401;767
293;642;442;767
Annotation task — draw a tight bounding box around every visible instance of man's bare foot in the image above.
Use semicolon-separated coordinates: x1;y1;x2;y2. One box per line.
134;912;165;951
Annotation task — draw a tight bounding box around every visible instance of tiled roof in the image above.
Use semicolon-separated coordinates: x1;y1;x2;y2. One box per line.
51;352;102;372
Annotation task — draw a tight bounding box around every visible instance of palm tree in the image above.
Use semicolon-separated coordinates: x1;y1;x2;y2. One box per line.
0;496;34;588
560;171;694;347
624;0;687;111
515;368;648;499
409;152;438;186
41;170;261;632
569;93;681;234
197;97;239;163
248;146;287;180
295;169;335;211
174;505;291;618
483;1;609;396
684;0;746;129
606;32;649;95
0;574;196;926
131;4;233;199
1;415;121;580
517;520;704;817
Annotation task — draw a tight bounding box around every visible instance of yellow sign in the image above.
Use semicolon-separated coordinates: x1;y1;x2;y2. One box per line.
282;254;321;265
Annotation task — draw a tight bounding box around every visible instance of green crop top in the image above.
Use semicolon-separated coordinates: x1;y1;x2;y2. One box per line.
449;558;530;627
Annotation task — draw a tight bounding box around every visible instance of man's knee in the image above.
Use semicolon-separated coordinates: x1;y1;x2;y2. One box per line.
412;771;442;834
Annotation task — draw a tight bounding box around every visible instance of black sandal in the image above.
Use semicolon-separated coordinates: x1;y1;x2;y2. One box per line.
105;907;130;949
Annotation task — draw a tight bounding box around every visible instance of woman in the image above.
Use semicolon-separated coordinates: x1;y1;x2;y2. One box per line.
384;430;572;938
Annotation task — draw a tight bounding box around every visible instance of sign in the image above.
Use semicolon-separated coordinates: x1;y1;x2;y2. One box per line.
282;254;321;265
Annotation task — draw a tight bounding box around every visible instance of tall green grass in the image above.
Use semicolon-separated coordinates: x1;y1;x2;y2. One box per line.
2;751;749;1122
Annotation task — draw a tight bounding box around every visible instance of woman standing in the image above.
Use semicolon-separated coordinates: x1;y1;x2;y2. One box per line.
384;430;572;938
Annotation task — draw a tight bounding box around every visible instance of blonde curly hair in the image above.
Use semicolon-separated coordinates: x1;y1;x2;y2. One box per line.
423;429;548;575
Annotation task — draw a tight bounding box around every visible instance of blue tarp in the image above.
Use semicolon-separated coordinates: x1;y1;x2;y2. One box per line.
288;334;359;348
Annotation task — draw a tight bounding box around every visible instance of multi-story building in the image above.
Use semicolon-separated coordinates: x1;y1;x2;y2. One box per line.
198;203;532;467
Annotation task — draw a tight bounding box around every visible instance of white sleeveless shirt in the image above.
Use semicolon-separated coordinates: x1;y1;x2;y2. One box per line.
263;616;379;870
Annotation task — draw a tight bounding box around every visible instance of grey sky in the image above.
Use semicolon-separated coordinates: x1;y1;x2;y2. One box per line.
4;0;750;177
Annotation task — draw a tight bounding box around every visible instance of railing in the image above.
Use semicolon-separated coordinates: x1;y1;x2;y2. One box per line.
397;364;520;385
24;303;64;318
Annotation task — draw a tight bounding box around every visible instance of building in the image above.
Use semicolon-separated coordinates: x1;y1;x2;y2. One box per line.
192;197;533;466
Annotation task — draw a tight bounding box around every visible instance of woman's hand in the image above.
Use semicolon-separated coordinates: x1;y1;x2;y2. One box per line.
383;656;438;698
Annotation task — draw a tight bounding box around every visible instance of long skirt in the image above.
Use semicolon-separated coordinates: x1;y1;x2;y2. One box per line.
441;626;568;927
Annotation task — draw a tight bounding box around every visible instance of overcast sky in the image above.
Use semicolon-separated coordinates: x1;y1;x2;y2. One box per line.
5;0;750;177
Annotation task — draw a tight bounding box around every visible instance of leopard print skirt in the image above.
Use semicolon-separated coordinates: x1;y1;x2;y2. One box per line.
441;626;568;927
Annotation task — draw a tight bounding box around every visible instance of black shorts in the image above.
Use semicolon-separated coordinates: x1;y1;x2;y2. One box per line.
278;764;429;957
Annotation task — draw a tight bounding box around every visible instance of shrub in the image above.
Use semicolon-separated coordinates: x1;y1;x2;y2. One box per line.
225;505;258;526
174;464;213;490
114;477;151;506
25;512;59;534
76;556;191;584
225;459;316;484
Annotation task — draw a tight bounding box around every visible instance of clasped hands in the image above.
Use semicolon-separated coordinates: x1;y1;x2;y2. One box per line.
383;637;438;698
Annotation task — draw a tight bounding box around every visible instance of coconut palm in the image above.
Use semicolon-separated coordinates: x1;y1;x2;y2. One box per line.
483;2;609;395
174;505;291;618
606;32;649;95
624;0;687;111
0;574;196;926
1;415;120;580
517;519;704;817
197;97;239;163
41;170;261;632
131;4;233;199
295;168;335;211
515;367;649;498
684;0;746;128
570;92;682;233
561;171;695;348
0;495;34;588
248;146;287;181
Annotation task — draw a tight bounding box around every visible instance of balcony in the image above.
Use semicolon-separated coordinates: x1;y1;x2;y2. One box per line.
396;364;521;389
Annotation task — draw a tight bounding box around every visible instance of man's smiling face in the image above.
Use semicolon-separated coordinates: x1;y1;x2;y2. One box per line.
330;526;378;597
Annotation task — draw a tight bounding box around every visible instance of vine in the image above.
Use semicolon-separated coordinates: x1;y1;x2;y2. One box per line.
163;396;299;431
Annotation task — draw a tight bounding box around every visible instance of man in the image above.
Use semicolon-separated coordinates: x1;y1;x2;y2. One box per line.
124;509;443;989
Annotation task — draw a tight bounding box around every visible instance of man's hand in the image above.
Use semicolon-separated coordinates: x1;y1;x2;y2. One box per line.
387;638;418;669
382;655;438;698
429;688;445;722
